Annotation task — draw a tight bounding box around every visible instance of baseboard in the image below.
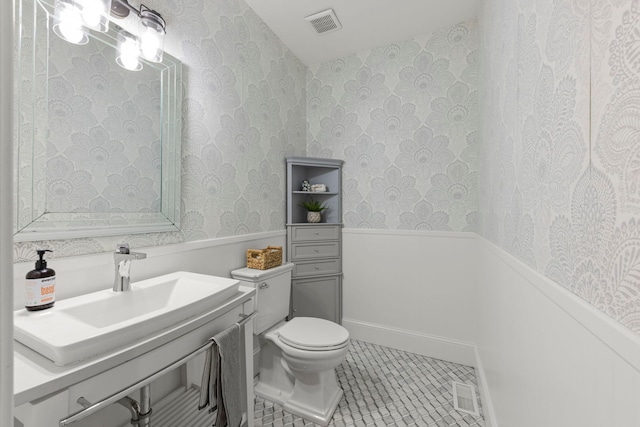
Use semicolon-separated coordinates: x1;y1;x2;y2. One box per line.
342;318;476;367
473;346;497;427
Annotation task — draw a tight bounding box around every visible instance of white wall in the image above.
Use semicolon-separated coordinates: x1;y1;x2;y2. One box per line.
476;237;640;427
13;231;285;309
342;229;478;366
473;0;640;422
341;230;640;426
12;207;640;427
14;219;640;427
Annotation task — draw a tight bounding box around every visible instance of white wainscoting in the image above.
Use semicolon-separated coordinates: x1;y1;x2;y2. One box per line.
14;229;640;426
343;230;640;427
476;236;640;427
12;231;286;309
342;229;478;366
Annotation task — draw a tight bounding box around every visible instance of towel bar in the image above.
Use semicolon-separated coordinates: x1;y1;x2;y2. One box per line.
59;309;256;426
237;310;257;327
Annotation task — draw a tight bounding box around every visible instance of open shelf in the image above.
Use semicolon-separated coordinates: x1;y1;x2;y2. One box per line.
286;157;343;225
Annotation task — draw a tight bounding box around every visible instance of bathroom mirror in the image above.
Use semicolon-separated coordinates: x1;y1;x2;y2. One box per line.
14;0;182;241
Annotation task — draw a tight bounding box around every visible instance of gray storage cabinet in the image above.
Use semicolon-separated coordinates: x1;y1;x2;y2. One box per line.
286;157;343;324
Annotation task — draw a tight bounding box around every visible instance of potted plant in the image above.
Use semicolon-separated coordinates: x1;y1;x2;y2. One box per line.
300;198;327;223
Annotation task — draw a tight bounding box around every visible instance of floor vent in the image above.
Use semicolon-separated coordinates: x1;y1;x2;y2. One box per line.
452;381;479;416
305;9;342;35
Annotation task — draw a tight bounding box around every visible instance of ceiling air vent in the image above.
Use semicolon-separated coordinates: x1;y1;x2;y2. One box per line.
305;9;342;35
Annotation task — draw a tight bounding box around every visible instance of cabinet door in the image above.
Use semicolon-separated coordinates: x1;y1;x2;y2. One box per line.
291;275;341;324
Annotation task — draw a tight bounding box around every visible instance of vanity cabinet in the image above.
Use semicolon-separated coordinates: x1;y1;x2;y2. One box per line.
286;157;343;324
14;288;255;427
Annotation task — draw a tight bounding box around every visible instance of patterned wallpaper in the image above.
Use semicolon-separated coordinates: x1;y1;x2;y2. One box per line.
46;37;162;213
307;22;479;231
15;0;639;339
478;0;640;334
14;0;307;261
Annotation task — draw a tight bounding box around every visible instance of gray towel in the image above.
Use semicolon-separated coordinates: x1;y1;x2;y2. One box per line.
198;339;215;411
198;323;244;427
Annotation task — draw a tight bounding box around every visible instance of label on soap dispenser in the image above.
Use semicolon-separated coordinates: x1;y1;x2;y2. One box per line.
25;276;56;307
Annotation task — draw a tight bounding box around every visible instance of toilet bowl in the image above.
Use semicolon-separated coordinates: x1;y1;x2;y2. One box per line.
230;263;350;426
257;317;349;424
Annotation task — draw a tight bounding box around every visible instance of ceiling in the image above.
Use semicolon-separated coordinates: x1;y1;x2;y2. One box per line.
242;0;482;66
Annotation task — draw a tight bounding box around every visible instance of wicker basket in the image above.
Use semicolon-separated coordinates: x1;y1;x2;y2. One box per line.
246;245;283;270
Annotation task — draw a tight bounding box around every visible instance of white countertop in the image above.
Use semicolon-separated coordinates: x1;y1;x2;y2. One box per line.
14;286;255;406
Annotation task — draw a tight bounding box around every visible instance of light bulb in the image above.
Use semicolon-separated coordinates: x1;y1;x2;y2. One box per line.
120;53;140;71
138;10;165;63
116;35;142;71
53;1;88;45
79;0;108;31
81;0;102;27
120;40;140;70
59;21;84;44
140;28;160;61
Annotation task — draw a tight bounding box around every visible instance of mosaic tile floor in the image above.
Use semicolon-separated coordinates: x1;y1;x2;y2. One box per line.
254;339;485;427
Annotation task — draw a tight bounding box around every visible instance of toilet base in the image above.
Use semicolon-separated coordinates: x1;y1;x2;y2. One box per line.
255;379;343;427
284;386;343;426
255;335;346;426
255;379;290;406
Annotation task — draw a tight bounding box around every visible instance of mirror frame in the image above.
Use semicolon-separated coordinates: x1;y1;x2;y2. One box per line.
14;0;182;242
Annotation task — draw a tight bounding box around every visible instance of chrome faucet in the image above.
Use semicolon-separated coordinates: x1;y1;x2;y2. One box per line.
113;244;147;292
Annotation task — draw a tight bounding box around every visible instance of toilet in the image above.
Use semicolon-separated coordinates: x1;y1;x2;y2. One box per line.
231;262;350;426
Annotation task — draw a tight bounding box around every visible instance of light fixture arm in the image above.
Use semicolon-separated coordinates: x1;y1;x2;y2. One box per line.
110;0;166;33
110;0;137;18
139;4;165;32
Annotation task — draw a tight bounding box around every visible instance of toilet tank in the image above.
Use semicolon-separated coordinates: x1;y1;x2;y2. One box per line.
231;263;294;334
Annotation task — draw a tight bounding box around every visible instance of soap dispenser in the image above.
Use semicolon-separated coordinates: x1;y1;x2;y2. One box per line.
25;249;56;311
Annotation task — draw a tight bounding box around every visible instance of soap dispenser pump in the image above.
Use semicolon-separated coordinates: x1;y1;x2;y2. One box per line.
25;249;56;311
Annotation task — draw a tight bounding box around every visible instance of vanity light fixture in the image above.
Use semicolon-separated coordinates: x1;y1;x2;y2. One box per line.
111;0;166;63
52;0;167;71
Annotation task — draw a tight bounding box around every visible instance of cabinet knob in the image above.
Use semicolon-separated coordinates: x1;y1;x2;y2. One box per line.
259;282;269;289
314;249;319;253
314;232;319;235
314;266;320;270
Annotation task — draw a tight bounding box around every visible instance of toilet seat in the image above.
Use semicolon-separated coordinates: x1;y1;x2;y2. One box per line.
277;317;349;351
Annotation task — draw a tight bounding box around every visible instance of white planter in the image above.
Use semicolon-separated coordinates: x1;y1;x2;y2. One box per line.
307;211;321;223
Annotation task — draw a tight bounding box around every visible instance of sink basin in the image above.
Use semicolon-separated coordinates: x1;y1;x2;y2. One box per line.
14;272;240;366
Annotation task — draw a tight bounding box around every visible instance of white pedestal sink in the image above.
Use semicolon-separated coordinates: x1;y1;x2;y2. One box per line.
14;272;240;366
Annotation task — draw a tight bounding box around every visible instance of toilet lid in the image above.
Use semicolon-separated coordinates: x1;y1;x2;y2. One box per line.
277;317;349;351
